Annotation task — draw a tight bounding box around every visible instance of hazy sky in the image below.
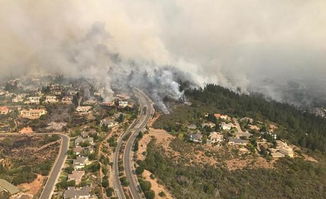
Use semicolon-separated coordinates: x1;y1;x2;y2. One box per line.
0;0;325;105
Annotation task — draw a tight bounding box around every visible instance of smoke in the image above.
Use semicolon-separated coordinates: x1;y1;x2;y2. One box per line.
0;0;326;107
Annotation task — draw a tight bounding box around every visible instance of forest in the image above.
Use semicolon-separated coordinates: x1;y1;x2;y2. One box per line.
156;84;326;152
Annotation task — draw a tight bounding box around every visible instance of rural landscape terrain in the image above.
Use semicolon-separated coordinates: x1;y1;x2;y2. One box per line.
0;1;326;199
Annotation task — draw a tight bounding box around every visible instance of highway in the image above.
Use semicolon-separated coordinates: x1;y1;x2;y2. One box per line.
39;133;70;199
112;89;154;199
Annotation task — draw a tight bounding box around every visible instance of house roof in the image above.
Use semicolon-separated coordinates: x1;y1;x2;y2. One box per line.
68;171;85;182
0;179;20;195
64;187;90;198
228;137;249;144
73;156;88;165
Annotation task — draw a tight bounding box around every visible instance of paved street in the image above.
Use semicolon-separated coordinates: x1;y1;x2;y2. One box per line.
112;89;154;199
39;134;69;199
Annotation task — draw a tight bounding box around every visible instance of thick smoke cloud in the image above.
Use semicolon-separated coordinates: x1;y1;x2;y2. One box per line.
0;0;326;107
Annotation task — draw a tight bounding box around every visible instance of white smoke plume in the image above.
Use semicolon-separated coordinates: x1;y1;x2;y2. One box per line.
0;0;326;107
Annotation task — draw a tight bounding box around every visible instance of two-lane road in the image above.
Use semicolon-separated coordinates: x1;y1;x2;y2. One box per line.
39;133;70;199
112;89;154;199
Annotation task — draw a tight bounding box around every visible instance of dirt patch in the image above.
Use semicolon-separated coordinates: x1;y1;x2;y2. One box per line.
18;174;45;196
226;157;274;171
142;170;174;199
137;128;174;161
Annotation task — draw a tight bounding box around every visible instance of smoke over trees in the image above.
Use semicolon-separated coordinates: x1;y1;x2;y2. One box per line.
0;0;325;107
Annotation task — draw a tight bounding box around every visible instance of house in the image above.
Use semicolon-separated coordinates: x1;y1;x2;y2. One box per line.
46;122;67;131
214;113;231;121
275;140;294;158
240;117;254;124
64;187;91;199
81;131;90;138
45;96;58;103
20;108;47;120
19;127;33;135
68;171;85;185
0;106;10;115
100;118;118;129
187;124;197;130
228;138;249;146
24;96;41;104
235;131;252;139
12;95;24;103
73;156;89;170
118;100;128;108
207;132;223;144
75;136;94;146
62;96;73;104
74;146;83;155
220;122;233;131
201;122;216;129
0;179;20;196
83;99;97;105
189;133;203;143
76;106;92;115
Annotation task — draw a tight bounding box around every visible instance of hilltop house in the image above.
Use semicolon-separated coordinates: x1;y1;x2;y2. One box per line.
19;127;33;135
214;113;231;121
68;171;85;185
201;122;216;129
0;106;10;115
220;122;233;131
100;118;118;129
75;136;94;146
0;179;20;197
118;100;128;108
73;156;90;170
62;96;73;104
24;96;41;104
207;132;224;144
270;140;294;158
228;137;249;146
76;106;92;115
20;108;47;120
12;95;24;103
45;95;58;103
189;133;203;143
64;187;91;199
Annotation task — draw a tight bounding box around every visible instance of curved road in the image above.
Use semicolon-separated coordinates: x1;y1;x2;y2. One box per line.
39;133;70;199
112;89;154;199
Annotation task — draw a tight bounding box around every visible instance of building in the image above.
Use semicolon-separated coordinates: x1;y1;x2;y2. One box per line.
20;108;47;120
201;122;216;128
214;113;231;121
228;137;249;146
75;136;94;146
100;118;118;129
12;95;24;103
207;132;223;144
275;140;294;158
68;171;85;185
220;122;233;131
19;127;33;135
76;106;92;115
73;146;83;156
64;187;91;199
24;96;41;104
45;96;58;103
189;133;203;143
0;106;10;115
0;179;20;197
62;96;73;104
187;124;197;130
73;156;89;170
46;122;67;131
118;100;128;108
